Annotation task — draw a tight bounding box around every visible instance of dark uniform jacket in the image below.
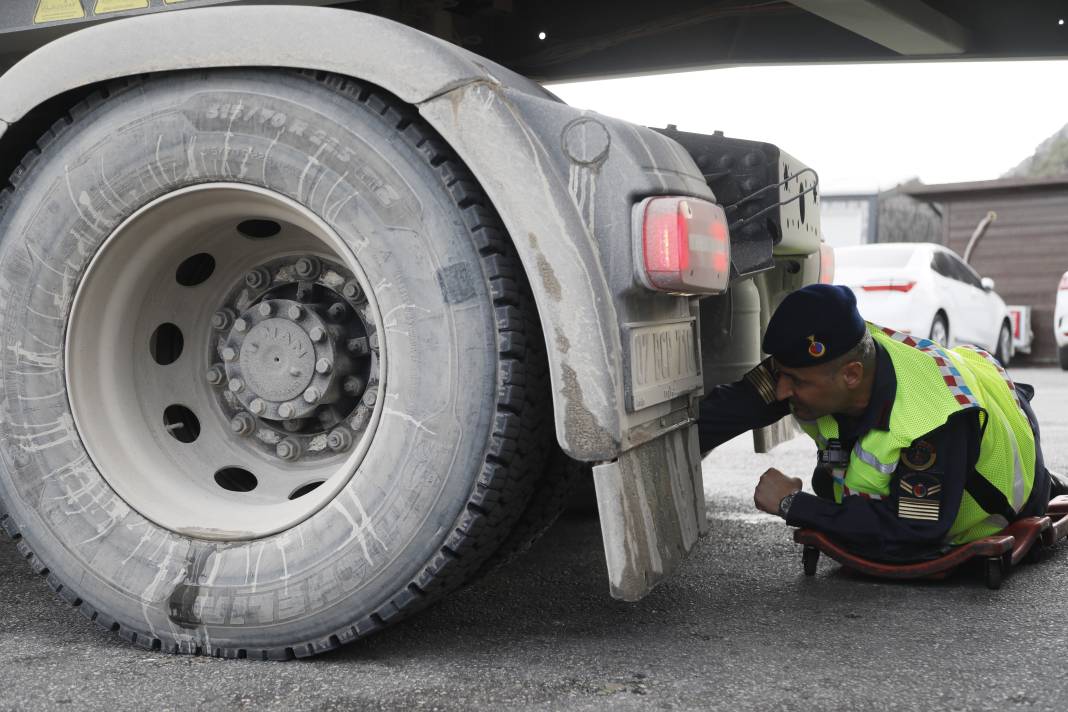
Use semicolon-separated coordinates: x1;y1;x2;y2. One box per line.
697;341;1052;562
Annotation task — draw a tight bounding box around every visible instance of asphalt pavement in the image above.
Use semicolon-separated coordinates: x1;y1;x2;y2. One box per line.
1;367;1066;711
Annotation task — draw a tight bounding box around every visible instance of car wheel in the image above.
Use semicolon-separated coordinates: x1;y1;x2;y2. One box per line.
995;321;1012;368
929;313;949;346
0;70;552;658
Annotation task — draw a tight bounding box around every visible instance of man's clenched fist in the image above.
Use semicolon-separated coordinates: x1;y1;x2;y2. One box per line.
754;467;803;516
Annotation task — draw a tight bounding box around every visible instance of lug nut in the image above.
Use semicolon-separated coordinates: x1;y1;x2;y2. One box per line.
206;365;225;386
349;407;371;431
278;402;295;419
212;309;235;331
283;418;304;433
230;412;256;437
341;280;363;301
233;318;249;334
327;428;353;452
343;376;365;396
287;304;303;320
276;438;303;461
347;337;369;355
294;257;321;280
328;303;347;321
362;389;378;406
249;398;266;415
368;332;379;350
245;267;271;290
222;347;237;362
303;387;321;404
315;358;332;375
309;326;326;343
258;302;273;317
228;378;244;393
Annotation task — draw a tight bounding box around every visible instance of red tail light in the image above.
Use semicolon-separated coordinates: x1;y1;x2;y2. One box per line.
637;197;730;294
1059;273;1068;290
861;281;917;293
818;243;835;284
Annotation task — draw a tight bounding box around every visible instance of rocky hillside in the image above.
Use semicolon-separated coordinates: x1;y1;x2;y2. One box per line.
1004;122;1068;178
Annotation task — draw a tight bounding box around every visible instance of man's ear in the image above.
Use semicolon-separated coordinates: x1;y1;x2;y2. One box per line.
840;360;864;389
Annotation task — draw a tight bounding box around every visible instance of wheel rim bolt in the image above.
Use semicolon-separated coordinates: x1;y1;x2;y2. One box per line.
258;302;273;317
249;398;266;415
230;413;256;437
309;326;326;343
328;428;353;452
276;438;303;461
341;281;362;301
212;309;235;331
363;389;378;406
343;376;364;396
287;304;303;320
206;366;225;386
278;403;295;419
228;378;244;393
303;387;321;404
328;303;347;321
222;347;237;362
245;267;271;290
233;318;249;334
347;337;369;355
283;418;303;433
368;333;379;350
315;358;332;375
294;257;321;280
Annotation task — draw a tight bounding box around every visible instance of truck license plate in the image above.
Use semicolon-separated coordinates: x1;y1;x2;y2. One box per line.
624;318;702;411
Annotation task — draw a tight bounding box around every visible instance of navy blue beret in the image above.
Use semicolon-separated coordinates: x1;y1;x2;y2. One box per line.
762;284;866;368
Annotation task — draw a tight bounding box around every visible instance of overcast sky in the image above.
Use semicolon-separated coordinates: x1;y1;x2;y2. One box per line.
548;60;1068;194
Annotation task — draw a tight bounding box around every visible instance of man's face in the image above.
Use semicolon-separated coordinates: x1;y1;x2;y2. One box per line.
772;360;848;420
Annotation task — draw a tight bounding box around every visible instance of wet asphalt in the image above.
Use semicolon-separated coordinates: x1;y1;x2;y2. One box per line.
1;367;1066;711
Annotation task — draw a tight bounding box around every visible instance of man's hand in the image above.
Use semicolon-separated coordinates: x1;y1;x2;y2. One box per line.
754;468;803;515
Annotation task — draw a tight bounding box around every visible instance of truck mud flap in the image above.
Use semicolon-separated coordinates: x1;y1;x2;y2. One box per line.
592;424;707;601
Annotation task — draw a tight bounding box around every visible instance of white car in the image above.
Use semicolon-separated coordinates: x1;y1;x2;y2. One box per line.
1056;270;1068;370
834;243;1014;366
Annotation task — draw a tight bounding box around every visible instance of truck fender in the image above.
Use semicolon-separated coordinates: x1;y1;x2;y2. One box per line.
0;6;629;459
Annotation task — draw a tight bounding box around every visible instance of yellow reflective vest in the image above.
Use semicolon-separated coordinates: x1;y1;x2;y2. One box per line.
795;323;1036;545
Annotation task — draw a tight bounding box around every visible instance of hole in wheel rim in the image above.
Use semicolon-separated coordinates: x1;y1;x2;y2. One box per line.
175;253;216;286
289;481;325;500
238;219;282;239
214;468;258;492
163;405;200;443
149;323;184;365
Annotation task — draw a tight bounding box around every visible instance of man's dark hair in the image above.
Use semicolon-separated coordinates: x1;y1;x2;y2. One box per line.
831;331;876;372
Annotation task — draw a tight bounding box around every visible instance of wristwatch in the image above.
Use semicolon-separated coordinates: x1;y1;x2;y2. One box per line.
778;491;799;519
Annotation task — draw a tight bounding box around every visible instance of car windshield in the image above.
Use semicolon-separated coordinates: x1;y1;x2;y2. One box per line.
836;246;916;269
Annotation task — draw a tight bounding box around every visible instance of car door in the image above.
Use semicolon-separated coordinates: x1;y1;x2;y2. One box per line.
929;250;966;345
945;252;991;347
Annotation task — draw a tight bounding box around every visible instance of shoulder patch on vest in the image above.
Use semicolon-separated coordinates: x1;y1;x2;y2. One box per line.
898;472;942;521
900;439;937;471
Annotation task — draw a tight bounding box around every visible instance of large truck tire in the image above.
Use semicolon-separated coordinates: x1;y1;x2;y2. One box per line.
0;70;551;658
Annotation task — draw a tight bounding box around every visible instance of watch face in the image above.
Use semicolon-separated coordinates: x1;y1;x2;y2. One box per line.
779;492;796;517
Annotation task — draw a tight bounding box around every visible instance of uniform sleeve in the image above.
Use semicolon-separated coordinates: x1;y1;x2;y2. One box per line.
783;415;971;562
698;358;790;454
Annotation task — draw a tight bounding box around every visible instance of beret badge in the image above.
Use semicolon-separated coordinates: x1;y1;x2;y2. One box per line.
806;334;827;359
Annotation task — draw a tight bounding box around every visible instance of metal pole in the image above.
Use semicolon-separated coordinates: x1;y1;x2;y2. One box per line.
963;210;997;264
